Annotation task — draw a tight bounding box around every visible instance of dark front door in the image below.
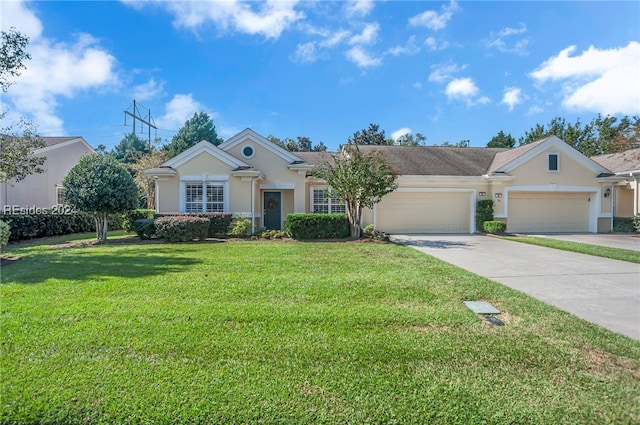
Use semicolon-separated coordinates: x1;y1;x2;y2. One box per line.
263;192;281;230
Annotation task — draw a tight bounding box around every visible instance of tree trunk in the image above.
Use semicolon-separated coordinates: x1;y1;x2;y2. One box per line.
95;211;108;241
347;203;361;239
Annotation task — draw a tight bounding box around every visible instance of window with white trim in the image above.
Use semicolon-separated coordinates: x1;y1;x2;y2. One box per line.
56;186;66;205
547;152;559;172
312;188;346;214
185;183;225;212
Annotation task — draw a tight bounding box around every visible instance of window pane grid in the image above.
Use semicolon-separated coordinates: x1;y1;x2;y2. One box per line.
206;184;224;212
186;184;203;212
313;188;345;214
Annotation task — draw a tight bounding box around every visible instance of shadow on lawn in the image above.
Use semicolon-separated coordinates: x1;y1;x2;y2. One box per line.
1;248;203;285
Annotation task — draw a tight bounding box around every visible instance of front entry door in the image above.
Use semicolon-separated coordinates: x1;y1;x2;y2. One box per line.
263;192;281;230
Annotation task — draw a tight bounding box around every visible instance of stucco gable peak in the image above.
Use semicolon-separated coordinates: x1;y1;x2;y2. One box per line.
219;128;305;164
493;135;610;175
162;140;249;169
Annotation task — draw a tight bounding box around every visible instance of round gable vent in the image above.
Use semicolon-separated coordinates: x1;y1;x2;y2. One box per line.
242;145;255;159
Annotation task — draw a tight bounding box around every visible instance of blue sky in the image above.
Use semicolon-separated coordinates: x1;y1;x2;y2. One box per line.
2;0;639;151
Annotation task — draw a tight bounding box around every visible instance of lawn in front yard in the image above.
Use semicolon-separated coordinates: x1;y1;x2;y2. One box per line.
1;239;639;424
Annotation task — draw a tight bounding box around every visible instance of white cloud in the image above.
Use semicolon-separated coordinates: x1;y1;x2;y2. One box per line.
530;42;640;114
485;23;529;55
344;0;374;18
291;42;319;63
424;37;450;51
345;46;382;68
386;36;419;56
392;127;411;140
526;105;544;115
130;0;304;40
2;1;118;136
349;22;379;45
157;94;207;130
428;63;467;83
133;78;165;101
445;78;490;105
409;0;459;31
501;87;523;111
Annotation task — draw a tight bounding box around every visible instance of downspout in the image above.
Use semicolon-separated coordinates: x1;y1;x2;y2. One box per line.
251;177;257;235
610;184;615;232
154;177;159;212
634;177;639;216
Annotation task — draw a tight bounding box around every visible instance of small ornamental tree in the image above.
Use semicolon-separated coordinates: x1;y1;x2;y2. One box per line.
63;154;138;241
316;143;398;239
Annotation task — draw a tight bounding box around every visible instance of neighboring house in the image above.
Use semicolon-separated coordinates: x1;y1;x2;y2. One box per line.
591;148;640;218
0;136;95;211
146;129;615;234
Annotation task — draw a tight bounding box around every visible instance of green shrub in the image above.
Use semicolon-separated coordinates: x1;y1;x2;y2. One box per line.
476;199;494;232
613;217;636;233
0;212;124;242
484;220;507;234
253;229;287;240
123;209;156;232
285;213;350;239
362;224;376;238
229;218;251;237
0;220;10;251
633;216;640;233
133;219;156;240
155;212;233;236
155;216;210;242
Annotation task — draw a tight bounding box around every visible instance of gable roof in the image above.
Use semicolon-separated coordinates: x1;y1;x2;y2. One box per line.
162;140;250;170
219;128;305;164
591;148;640;175
36;136;95;154
488;135;611;176
355;145;507;176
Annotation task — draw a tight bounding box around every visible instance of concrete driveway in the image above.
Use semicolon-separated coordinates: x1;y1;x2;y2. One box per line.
390;234;640;341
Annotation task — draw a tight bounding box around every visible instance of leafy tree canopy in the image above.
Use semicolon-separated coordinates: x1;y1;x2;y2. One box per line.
0;28;30;92
111;132;150;164
518;115;639;156
440;140;470;148
267;135;327;152
163;112;223;158
347;123;387;145
128;148;169;209
317;129;398;239
487;130;516;148
63;154;138;240
392;132;427;146
0;119;45;183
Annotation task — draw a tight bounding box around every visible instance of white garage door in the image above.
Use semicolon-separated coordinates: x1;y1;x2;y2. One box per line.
508;192;590;233
376;191;471;233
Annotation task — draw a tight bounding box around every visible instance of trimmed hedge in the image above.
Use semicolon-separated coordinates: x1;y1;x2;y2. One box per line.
155;212;233;237
155;216;210;242
123;209;156;232
133;219;156;240
0;212;124;242
483;220;507;234
0;220;10;250
634;216;640;233
285;213;350;239
476;199;494;232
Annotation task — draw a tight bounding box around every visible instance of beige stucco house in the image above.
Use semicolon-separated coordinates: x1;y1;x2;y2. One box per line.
146;128;617;234
1;136;95;211
591;148;640;219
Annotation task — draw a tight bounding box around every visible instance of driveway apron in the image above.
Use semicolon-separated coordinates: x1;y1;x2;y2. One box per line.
391;234;640;341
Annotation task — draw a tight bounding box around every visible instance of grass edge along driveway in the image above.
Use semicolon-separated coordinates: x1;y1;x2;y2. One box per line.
501;235;640;264
1;239;639;424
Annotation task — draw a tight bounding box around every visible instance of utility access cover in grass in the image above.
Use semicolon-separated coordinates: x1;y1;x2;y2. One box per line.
463;301;500;315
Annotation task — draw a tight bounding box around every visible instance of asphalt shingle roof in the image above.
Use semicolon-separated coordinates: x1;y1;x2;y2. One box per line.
591;148;640;173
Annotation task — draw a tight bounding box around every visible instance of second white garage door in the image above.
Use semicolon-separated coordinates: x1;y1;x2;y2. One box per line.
507;192;590;233
376;191;472;234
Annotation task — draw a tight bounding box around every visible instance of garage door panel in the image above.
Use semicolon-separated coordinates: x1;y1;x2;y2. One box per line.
508;192;590;233
376;191;471;234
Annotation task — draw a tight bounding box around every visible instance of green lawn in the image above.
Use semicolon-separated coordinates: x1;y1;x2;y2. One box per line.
502;236;640;264
1;238;639;424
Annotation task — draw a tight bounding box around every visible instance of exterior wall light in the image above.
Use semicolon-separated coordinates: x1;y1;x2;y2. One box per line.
604;188;611;198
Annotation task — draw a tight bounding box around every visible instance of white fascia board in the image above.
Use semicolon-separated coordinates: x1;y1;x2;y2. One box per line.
163;140;248;169
35;137;95;155
220;128;304;164
497;136;610;175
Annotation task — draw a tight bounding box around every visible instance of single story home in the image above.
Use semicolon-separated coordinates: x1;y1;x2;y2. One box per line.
145;128;618;234
1;136;95;212
591;148;640;219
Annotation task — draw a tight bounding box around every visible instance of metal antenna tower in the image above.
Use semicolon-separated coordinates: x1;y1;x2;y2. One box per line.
123;100;157;148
